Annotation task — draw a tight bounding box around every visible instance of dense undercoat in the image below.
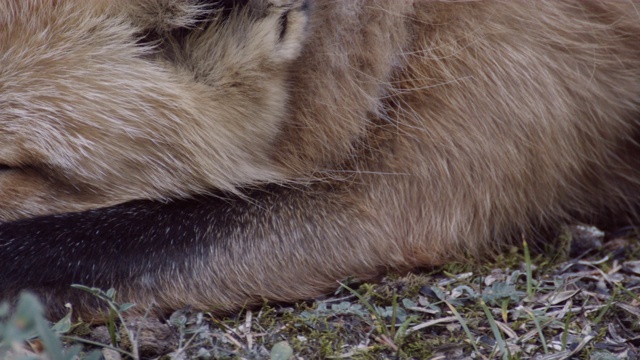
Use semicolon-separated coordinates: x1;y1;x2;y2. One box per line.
0;0;639;319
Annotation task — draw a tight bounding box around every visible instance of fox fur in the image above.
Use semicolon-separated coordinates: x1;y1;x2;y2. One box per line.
0;0;640;320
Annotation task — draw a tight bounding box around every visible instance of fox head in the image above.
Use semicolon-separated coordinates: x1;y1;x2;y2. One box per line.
0;0;308;220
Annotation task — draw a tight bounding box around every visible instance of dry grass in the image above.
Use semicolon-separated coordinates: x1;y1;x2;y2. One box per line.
2;224;640;359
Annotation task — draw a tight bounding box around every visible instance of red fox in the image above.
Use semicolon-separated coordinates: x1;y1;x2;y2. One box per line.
0;0;639;320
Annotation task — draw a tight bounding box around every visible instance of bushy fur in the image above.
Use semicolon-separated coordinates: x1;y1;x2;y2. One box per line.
0;0;639;320
0;0;307;219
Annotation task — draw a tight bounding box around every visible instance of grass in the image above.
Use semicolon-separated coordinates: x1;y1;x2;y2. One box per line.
2;224;640;359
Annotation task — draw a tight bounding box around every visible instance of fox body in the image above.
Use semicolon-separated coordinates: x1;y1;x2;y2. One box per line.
0;0;639;319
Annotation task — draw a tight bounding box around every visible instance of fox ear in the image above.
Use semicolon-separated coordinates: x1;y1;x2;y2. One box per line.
199;0;251;10
154;0;253;30
130;0;252;43
125;1;211;33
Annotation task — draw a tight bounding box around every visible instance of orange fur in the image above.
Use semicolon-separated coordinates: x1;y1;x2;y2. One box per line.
0;0;639;320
